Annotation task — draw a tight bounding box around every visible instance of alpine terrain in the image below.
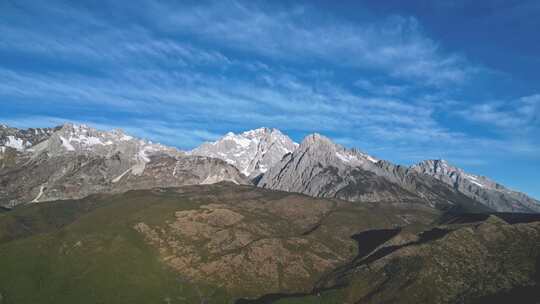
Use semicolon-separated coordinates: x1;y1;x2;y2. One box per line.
0;124;246;208
191;128;298;179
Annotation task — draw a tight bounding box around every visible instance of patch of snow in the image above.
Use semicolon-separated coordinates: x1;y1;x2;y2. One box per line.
280;145;295;154
138;149;150;162
172;161;179;177
231;136;251;148
468;179;485;188
59;136;75;151
69;134;104;146
336;151;355;163
464;174;485;188
5;136;25;151
31;185;45;203
364;154;378;163
471;180;485;188
465;174;479;181
112;168;132;183
137;145;163;163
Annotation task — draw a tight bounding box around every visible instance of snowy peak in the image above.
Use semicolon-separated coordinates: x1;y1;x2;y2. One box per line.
191;127;298;178
58;123;134;147
46;123;181;162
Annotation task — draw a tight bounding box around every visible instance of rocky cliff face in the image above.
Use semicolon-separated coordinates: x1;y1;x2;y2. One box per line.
0;124;60;169
258;134;490;212
412;159;540;213
0;124;59;151
191;127;298;178
0;124;247;207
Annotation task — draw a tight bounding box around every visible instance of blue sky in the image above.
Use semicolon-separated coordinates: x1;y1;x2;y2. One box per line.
1;0;539;198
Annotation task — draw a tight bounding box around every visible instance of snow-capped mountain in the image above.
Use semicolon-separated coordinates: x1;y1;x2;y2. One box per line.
0;123;247;207
34;123;183;172
412;159;540;213
0;124;59;152
191;127;298;178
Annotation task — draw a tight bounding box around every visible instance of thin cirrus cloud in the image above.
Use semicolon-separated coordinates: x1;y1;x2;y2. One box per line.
151;1;476;86
458;94;540;130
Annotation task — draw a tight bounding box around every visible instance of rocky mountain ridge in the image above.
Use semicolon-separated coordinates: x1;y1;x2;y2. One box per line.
412;159;540;212
191;127;298;178
257;133;490;213
0;124;59;152
1;123;539;213
0;123;246;207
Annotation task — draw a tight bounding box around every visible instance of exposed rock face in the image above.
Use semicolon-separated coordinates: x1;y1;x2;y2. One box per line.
258;134;406;201
0;124;59;169
258;134;488;212
0;124;247;207
191;127;298;178
412;159;540;213
0;124;59;151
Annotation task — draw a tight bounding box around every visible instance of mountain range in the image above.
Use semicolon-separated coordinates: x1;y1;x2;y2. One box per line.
1;123;538;213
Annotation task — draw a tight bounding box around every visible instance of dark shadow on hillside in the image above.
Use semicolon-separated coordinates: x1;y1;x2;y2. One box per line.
439;212;540;225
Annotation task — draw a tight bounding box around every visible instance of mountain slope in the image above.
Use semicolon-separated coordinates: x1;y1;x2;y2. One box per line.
0;124;59;152
1;184;538;304
412;159;540;213
0;124;247;207
258;134;489;212
191;128;298;178
0;124;59;169
272;215;540;304
0;183;439;303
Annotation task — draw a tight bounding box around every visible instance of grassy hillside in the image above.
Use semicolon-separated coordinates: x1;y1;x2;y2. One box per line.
0;183;438;303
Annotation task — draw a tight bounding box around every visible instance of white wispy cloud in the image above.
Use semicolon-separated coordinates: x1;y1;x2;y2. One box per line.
458;94;540;130
150;1;477;86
